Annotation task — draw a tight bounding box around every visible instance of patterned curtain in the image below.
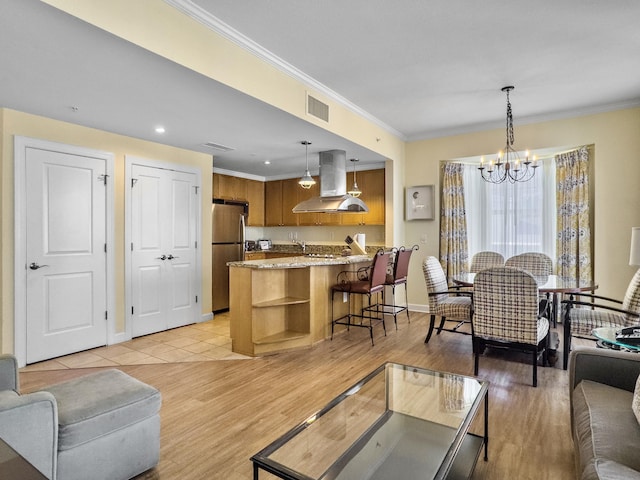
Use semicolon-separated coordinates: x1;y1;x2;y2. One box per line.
440;162;468;281
556;146;592;281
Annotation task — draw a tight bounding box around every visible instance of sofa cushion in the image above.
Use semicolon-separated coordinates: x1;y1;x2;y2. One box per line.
582;459;640;480
42;369;161;451
573;380;640;477
633;374;640;425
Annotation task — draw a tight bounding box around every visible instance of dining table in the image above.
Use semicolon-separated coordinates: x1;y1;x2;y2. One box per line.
452;273;598;325
452;272;598;367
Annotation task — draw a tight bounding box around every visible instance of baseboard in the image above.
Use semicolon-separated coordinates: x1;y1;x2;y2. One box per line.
409;303;428;313
200;312;214;323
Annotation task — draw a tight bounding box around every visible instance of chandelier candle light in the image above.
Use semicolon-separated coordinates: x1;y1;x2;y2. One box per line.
298;140;316;189
478;86;538;184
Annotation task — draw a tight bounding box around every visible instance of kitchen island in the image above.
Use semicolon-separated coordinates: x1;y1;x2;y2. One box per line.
228;255;372;356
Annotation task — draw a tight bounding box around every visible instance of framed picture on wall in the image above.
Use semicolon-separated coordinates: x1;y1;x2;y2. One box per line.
405;185;434;221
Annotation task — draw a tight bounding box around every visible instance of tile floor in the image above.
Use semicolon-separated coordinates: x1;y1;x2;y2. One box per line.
21;312;251;372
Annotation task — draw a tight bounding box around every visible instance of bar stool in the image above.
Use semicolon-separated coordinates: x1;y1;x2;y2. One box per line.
379;245;418;329
331;249;391;346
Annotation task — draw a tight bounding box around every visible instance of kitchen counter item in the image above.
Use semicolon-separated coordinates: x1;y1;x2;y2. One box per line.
258;239;272;250
228;254;371;269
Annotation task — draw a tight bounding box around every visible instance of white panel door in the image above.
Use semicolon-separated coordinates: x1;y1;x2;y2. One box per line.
25;148;107;363
131;164;198;337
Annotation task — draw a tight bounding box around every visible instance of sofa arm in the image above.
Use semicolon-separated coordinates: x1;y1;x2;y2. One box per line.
0;354;19;392
0;390;58;479
569;347;640;394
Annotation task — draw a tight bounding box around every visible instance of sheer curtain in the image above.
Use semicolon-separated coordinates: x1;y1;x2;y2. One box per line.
463;159;556;263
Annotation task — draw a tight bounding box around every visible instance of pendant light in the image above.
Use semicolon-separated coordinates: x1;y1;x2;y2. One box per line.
298;140;316;189
347;158;362;197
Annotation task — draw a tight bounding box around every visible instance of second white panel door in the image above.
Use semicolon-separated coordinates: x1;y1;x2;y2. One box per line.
131;163;199;337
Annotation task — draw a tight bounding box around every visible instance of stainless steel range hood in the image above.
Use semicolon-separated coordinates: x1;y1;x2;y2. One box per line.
292;150;369;213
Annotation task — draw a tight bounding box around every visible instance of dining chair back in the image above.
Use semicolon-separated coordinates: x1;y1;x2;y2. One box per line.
422;256;472;343
505;252;553;275
469;251;505;273
331;249;392;345
472;266;550;387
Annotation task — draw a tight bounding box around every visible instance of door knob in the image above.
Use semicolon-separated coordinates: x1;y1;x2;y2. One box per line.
167;255;179;260
156;255;167;260
29;262;49;270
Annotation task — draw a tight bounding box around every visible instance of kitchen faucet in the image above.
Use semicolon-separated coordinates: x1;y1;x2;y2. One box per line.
294;239;306;253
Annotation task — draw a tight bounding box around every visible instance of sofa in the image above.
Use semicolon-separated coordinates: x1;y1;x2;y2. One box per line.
0;355;162;480
569;347;640;479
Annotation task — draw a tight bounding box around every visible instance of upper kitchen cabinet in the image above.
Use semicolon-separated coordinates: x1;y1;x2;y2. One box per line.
340;169;385;226
245;179;265;226
213;174;264;226
213;173;247;201
265;179;298;226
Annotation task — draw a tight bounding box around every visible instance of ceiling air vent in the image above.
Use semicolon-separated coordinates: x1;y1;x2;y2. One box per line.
307;94;329;122
203;142;235;152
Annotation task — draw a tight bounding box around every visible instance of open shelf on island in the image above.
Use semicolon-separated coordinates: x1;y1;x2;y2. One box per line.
253;330;309;345
253;296;310;308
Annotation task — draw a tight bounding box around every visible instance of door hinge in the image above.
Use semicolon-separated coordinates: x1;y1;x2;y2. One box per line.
131;178;138;188
193;186;199;194
104;243;107;253
131;242;134;252
98;174;109;185
195;240;198;249
105;311;108;320
131;306;134;315
195;295;198;304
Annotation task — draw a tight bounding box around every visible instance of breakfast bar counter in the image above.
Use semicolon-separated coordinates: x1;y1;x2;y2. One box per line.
228;255;372;356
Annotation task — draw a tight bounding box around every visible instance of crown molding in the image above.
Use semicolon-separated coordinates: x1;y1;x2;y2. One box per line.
164;0;405;140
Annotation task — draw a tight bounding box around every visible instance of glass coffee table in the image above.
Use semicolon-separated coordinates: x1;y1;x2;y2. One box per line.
592;327;640;352
251;362;489;480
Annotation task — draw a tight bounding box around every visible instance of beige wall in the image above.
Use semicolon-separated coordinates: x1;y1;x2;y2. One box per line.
0;109;212;353
404;107;640;307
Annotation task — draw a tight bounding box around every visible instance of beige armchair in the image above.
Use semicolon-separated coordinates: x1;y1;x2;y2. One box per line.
562;268;640;369
472;266;550;387
0;354;161;480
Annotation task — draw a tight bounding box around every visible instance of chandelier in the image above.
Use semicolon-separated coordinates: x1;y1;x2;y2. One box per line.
478;86;538;184
298;140;316;189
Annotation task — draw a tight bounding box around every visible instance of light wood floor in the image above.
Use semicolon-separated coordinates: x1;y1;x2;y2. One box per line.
18;312;588;479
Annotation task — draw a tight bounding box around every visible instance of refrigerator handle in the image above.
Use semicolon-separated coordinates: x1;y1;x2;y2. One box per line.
240;213;246;260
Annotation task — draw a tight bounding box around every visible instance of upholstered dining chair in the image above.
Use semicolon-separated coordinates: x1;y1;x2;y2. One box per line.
469;251;505;273
331;249;392;346
505;252;553;276
422;256;473;343
472;266;550;387
380;245;418;329
561;268;640;370
506;252;554;321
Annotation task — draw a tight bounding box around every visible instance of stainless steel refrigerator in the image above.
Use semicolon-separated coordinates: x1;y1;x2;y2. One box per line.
212;199;247;312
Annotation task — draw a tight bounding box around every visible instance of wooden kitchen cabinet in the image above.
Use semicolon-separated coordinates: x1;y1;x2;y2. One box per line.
213;173;247;201
246;179;264;226
265;179;299;226
341;168;385;226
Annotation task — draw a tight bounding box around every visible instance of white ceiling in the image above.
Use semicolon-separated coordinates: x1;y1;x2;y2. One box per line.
2;0;640;178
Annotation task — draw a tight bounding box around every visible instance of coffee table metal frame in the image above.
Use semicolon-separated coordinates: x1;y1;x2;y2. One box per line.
251;362;489;480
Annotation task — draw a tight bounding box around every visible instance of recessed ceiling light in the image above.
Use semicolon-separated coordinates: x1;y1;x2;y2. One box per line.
264;160;271;165
155;126;165;134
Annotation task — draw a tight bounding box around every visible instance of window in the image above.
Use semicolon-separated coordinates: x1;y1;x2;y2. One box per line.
463;159;556;262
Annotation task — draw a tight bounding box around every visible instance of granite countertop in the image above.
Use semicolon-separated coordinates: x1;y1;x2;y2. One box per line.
228;254;372;269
